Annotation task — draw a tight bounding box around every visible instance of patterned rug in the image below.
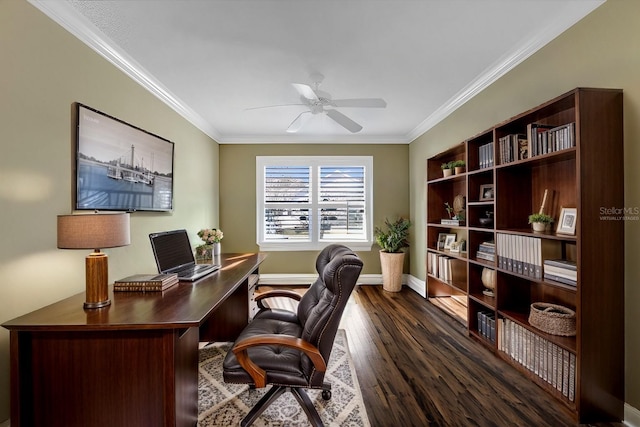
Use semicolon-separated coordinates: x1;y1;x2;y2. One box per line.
198;329;370;426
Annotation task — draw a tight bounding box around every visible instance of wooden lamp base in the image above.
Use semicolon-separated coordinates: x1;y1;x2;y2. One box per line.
84;251;111;309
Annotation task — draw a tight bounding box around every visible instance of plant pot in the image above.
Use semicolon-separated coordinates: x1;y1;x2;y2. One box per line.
380;250;404;292
454;166;465;175
442;168;453;177
532;222;547;232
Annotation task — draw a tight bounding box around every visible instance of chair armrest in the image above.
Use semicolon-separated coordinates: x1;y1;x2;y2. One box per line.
255;289;302;310
232;334;326;388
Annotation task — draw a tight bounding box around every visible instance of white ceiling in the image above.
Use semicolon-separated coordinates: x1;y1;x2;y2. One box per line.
31;0;604;144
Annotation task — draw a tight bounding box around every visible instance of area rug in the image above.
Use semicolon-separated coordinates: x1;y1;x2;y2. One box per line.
198;329;371;426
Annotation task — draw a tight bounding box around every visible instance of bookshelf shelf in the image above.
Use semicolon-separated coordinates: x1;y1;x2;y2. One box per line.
425;88;624;423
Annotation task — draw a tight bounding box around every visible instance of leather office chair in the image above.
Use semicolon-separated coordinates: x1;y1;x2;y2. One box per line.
223;244;363;427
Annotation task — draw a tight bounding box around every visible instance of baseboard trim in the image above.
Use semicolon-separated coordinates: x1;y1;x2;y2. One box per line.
258;273;384;286
258;273;427;296
626;403;640;427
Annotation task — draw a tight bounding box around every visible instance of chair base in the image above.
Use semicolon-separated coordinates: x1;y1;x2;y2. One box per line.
241;383;331;427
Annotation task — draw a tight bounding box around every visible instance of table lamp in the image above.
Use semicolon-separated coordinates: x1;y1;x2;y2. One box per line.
57;212;130;309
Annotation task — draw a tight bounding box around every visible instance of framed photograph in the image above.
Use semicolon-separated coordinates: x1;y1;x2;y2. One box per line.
557;207;577;235
75;103;175;212
437;233;447;251
450;239;466;253
479;184;494;201
444;234;457;250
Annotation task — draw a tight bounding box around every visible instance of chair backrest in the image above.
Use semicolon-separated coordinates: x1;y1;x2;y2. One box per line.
296;244;363;385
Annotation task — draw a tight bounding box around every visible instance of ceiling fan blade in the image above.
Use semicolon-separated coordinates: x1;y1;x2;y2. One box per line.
286;111;311;133
331;98;387;108
292;83;318;101
245;103;305;111
326;109;363;133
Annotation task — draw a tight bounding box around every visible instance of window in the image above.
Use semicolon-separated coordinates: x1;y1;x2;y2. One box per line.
256;156;373;251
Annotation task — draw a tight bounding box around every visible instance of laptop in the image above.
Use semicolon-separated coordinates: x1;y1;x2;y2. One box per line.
149;229;220;281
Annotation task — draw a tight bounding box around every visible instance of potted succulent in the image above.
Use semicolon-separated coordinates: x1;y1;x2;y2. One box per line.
528;213;553;232
374;217;411;292
441;162;453;177
452;160;466;175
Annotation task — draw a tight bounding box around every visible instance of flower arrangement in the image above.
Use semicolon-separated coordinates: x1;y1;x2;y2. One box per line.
197;228;223;245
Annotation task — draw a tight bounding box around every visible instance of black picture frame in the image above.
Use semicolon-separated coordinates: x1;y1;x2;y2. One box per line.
75;103;175;212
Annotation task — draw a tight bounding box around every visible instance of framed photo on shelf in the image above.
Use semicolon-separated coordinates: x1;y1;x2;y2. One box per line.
443;234;457;250
437;233;447;251
450;239;466;253
479;184;494;201
557;207;577;235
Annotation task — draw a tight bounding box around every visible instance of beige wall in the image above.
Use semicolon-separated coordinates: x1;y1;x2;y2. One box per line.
409;0;640;412
3;0;638;422
219;144;409;274
0;1;219;421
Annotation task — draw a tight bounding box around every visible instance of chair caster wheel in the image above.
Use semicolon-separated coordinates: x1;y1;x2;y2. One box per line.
322;389;331;400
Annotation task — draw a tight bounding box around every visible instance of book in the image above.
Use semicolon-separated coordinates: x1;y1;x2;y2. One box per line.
543;259;577;270
114;273;179;292
115;273;178;285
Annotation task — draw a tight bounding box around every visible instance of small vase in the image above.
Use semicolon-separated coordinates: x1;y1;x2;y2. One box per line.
455;166;465;175
443;169;453;177
481;268;496;297
213;242;221;256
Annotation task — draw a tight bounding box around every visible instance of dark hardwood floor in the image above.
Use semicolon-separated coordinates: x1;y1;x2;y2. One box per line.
335;286;623;427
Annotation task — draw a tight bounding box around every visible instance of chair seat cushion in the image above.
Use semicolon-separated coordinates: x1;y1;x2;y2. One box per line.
252;307;299;323
222;317;310;387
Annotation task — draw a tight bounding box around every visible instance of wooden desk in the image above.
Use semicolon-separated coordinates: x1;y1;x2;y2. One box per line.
2;252;266;427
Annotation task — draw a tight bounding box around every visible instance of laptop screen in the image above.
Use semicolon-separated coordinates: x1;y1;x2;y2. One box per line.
149;229;195;273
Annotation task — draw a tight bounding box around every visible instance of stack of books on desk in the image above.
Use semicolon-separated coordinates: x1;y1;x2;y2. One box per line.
543;259;577;286
114;273;179;292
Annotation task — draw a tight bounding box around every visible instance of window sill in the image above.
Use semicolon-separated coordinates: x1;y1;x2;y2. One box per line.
258;241;373;252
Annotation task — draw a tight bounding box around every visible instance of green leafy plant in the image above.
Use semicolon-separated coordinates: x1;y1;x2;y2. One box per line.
451;160;465;168
374;217;411;253
528;213;553;224
441;162;451;170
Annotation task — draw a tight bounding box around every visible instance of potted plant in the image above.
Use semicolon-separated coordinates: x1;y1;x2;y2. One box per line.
374;217;411;292
452;160;466;174
528;213;553;232
196;228;224;261
441;162;453;177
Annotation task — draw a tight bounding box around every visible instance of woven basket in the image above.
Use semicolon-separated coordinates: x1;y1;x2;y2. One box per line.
528;302;576;336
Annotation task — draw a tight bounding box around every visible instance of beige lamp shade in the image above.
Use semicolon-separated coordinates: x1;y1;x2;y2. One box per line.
57;212;130;250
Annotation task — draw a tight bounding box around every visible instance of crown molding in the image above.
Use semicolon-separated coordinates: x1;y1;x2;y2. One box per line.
28;0;222;142
30;0;603;146
406;0;605;142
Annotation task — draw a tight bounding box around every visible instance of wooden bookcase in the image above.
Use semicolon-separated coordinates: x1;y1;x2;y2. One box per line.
425;88;624;423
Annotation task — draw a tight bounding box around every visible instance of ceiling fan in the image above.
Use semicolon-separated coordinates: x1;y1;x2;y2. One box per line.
249;73;387;133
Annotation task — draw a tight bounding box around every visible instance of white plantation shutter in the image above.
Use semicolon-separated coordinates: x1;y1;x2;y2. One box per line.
257;156;373;251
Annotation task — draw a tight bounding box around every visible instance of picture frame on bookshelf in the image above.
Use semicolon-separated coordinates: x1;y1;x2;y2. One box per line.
437;233;448;251
450;239;466;253
479;184;494;201
557;207;577;235
444;234;457;250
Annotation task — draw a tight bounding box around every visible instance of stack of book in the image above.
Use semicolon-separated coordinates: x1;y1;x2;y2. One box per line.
543;259;577;286
476;240;495;262
478;141;494;169
477;311;496;343
498;318;576;402
498;133;527;164
528;122;575;157
496;233;549;279
114;273;179;292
